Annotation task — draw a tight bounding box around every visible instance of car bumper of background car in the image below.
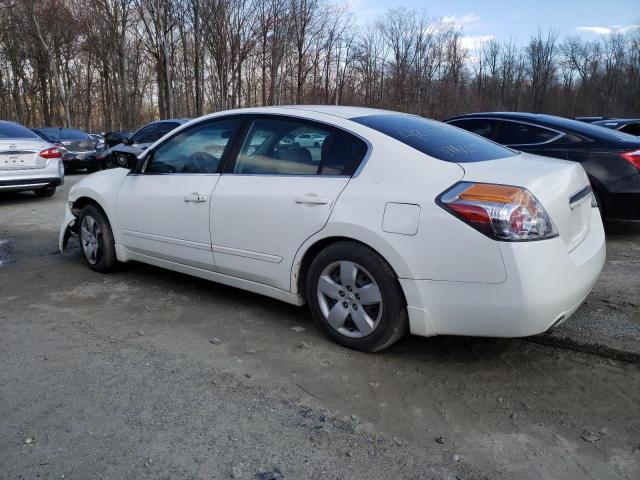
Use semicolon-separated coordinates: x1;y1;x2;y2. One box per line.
0;159;64;191
400;208;606;338
62;152;99;169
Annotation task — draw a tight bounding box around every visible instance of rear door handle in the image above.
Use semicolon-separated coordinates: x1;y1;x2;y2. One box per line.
184;192;208;203
295;195;329;205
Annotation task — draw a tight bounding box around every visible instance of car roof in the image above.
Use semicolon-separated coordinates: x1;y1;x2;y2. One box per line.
445;112;640;144
278;105;397;119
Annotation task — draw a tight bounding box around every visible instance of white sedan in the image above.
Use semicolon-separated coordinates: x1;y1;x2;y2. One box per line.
60;106;605;352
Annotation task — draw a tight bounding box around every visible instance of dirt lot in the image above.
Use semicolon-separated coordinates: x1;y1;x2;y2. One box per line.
1;173;639;479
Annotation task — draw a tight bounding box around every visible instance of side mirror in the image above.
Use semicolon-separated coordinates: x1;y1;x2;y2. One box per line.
123;136;133;146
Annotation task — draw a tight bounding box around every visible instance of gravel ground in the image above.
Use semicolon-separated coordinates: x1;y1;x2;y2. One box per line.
1;173;640;479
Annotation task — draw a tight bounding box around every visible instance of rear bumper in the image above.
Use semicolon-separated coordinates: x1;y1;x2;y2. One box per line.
0;159;64;191
62;151;99;169
401;207;606;338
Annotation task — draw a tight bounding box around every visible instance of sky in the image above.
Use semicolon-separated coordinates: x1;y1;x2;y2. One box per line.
346;0;640;49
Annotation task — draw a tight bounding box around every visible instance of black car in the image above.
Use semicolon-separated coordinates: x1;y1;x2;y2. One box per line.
592;119;640;137
31;127;100;172
445;112;640;220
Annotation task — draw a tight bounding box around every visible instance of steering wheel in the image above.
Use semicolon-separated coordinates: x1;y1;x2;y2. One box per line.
186;151;217;173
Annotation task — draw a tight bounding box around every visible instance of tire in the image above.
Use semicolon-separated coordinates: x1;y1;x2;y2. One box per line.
305;241;408;352
115;153;129;168
34;186;56;197
78;204;118;273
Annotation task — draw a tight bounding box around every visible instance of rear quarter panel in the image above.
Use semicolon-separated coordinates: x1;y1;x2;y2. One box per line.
293;135;509;287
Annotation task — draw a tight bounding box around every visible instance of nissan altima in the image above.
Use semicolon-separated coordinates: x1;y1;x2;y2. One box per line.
59;106;605;352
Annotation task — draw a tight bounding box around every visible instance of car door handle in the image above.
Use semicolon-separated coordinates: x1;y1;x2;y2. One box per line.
295;195;329;205
184;193;208;203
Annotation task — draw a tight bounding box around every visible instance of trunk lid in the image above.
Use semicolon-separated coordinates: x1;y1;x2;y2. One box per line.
59;139;98;152
460;153;594;251
0;139;49;170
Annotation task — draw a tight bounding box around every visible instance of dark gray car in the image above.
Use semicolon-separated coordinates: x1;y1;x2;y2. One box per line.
102;119;189;168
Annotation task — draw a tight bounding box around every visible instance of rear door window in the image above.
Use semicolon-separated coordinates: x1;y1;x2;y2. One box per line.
232;117;366;175
448;118;500;139
131;124;158;144
352;114;514;163
494;121;561;146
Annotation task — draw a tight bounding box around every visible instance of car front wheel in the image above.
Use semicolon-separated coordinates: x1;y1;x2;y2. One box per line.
305;241;408;352
78;204;118;273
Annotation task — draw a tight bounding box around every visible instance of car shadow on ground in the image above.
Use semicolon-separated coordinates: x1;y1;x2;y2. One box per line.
71;249;525;363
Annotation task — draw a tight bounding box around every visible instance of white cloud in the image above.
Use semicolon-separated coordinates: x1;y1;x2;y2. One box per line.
576;24;639;35
442;13;482;31
460;34;495;51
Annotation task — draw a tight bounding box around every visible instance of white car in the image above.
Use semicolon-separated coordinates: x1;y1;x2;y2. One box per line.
293;132;327;148
59;106;605;352
1;120;65;197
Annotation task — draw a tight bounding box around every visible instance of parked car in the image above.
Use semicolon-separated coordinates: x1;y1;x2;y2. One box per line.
60;106;605;352
89;133;106;151
592;119;640;137
445;112;640;220
31;127;100;172
0;120;64;197
294;132;327;148
102;119;189;169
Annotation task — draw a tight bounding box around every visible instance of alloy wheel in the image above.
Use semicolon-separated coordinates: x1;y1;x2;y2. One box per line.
316;261;383;338
80;215;102;265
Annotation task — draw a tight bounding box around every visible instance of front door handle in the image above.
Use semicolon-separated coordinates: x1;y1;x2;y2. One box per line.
184;192;207;203
295;195;329;205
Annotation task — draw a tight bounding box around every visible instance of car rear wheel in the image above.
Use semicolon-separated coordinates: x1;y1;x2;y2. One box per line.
305;241;408;352
78;204;118;273
34;186;56;198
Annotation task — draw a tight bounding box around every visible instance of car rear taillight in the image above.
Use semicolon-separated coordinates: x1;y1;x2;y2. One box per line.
39;147;65;159
620;149;640;169
438;182;558;241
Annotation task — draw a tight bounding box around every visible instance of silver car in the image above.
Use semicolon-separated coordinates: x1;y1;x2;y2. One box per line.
0;120;64;197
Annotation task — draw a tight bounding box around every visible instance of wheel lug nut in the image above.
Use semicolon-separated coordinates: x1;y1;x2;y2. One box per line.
347;285;352;292
355;293;360;299
342;301;348;308
353;304;358;310
339;291;345;297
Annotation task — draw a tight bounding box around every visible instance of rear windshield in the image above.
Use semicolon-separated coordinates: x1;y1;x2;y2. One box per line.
0;122;38;139
40;128;91;141
351;114;515;162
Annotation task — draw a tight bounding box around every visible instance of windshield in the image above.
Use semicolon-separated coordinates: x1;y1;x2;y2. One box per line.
0;122;39;139
351;114;515;163
39;128;91;141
